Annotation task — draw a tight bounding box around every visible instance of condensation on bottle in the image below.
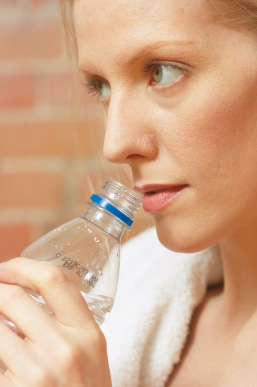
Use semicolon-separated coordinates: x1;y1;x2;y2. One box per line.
0;180;141;372
21;179;142;325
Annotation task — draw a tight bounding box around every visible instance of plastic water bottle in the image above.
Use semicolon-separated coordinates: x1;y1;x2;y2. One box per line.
21;179;142;325
0;179;141;372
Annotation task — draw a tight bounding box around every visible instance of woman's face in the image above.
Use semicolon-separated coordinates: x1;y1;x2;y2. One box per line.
73;0;257;252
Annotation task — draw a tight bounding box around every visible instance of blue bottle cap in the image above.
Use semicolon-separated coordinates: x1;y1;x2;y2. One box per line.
90;194;133;227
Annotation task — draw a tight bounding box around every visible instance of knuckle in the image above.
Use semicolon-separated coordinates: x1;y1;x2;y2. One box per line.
29;365;56;387
6;257;23;267
55;331;108;377
4;257;26;272
59;342;82;367
54;341;83;376
88;327;108;355
93;328;107;349
0;284;26;305
40;266;68;286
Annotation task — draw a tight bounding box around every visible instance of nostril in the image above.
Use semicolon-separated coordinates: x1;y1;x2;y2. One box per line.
127;154;145;160
103;131;158;164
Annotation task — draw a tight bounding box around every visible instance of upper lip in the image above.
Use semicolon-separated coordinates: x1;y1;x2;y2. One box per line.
134;184;187;193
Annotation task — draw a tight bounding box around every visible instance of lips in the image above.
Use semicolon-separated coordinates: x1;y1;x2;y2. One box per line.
135;184;187;212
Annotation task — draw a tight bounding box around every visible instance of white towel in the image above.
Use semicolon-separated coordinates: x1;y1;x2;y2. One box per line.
102;227;223;387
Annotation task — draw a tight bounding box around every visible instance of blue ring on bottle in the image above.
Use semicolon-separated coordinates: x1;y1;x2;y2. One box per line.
90;194;133;227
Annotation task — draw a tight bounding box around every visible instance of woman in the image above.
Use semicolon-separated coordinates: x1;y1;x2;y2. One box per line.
0;0;257;385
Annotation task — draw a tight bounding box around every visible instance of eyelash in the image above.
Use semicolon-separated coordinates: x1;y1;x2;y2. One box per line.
82;61;185;97
82;79;103;97
143;61;183;74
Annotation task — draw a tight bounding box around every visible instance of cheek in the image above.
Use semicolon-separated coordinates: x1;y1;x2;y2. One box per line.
167;78;257;187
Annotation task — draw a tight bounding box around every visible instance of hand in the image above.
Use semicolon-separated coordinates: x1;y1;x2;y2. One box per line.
0;258;112;387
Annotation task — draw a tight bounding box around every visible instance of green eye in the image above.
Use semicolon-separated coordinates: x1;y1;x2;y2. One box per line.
95;80;111;98
85;78;111;100
152;64;183;86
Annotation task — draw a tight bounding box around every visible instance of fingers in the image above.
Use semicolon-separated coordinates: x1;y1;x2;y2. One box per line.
0;282;107;385
0;258;96;328
0;295;111;386
0;375;13;387
0;283;56;343
0;313;24;338
0;318;35;378
0;259;112;386
0;319;59;387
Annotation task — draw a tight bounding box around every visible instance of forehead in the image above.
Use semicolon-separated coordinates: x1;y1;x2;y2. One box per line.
73;0;215;71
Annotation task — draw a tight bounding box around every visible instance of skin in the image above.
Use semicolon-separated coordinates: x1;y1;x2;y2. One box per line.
0;0;257;385
73;0;257;384
74;0;257;254
0;258;112;386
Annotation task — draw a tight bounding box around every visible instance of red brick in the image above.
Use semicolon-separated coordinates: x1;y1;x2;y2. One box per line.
47;72;70;106
34;71;97;107
0;0;55;8
0;172;64;208
31;0;54;5
0;119;103;157
31;0;53;4
0;21;63;61
35;71;71;106
0;223;33;260
0;73;35;108
0;0;17;5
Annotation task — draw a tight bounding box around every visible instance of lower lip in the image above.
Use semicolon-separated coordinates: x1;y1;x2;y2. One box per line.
142;185;187;212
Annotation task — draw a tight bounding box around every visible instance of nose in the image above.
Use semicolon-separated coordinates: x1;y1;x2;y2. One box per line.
103;92;158;165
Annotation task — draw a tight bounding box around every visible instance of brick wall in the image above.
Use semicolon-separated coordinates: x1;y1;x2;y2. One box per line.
0;0;153;261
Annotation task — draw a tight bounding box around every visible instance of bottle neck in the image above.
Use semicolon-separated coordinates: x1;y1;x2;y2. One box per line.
82;204;128;240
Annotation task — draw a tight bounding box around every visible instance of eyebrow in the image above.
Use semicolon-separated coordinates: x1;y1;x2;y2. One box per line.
135;39;196;57
122;39;200;67
79;39;198;74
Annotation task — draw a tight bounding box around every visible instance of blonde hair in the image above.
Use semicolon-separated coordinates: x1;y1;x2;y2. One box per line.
208;0;257;32
59;0;77;60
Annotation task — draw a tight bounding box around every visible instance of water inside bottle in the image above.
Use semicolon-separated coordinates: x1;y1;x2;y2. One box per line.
0;180;140;372
22;217;120;297
21;216;119;325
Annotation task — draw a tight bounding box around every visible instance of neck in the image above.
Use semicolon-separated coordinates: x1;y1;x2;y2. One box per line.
218;223;257;333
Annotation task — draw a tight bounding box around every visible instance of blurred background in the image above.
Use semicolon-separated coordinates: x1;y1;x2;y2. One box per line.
0;0;153;260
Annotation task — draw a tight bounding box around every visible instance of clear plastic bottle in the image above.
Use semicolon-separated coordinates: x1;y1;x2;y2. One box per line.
21;179;142;325
0;179;141;372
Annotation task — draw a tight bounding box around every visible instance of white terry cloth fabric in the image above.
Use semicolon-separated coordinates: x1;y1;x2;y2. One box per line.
101;227;223;387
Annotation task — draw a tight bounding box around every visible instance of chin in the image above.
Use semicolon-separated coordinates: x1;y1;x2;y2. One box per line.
154;218;220;254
